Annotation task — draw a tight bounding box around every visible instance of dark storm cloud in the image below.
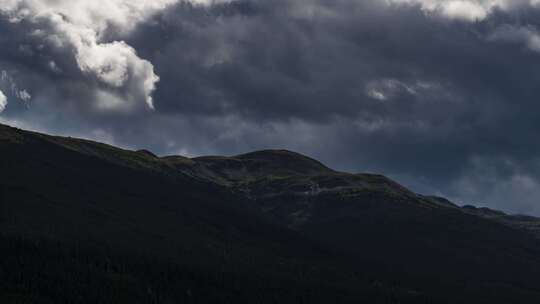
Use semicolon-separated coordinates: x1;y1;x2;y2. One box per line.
3;0;540;214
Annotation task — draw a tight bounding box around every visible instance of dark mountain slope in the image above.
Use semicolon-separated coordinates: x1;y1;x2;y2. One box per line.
460;205;540;238
179;152;540;302
2;123;540;303
0;124;434;303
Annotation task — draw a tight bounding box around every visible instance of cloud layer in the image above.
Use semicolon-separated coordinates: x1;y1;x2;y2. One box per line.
3;0;540;214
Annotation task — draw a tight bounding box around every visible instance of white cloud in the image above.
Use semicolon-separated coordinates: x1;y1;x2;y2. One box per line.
365;78;445;101
368;89;387;101
386;0;540;22
0;70;31;104
0;90;7;113
488;25;540;53
0;0;184;110
438;1;489;21
0;0;179;36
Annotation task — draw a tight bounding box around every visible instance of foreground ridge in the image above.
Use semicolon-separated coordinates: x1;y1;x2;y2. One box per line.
2;122;540;303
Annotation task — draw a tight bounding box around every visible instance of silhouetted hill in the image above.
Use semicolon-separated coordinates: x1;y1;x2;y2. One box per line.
2;123;540;303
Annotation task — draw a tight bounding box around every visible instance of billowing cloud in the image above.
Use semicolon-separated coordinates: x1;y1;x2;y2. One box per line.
0;0;241;110
0;0;182;110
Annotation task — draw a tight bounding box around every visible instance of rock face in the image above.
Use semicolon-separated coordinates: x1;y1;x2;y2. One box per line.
2;122;540;303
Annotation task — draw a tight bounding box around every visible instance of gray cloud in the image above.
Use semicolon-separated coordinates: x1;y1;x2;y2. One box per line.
2;0;540;214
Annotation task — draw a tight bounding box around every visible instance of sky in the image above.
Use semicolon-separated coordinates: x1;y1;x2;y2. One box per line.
1;0;540;215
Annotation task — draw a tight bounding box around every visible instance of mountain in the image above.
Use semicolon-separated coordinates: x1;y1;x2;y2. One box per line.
2;123;540;303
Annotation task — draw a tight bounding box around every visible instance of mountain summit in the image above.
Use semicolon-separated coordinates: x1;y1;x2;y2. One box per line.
2;123;540;303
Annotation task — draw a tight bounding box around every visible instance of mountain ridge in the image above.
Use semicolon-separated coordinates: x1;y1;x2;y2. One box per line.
3;122;540;303
3;122;539;236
